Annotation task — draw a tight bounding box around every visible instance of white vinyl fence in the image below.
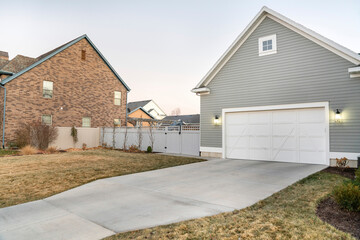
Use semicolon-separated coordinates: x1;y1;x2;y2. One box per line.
101;126;200;156
51;127;100;149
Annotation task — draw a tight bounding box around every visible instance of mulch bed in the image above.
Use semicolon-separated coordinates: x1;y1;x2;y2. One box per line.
317;167;359;239
322;167;356;180
317;197;360;239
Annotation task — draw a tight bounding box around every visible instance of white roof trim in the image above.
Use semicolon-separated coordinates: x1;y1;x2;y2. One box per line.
194;6;360;89
349;66;360;73
191;87;210;93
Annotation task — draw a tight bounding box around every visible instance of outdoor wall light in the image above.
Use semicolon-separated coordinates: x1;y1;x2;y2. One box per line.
335;109;342;123
213;115;221;125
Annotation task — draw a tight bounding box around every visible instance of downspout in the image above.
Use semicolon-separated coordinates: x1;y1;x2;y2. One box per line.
125;91;128;127
0;84;6;149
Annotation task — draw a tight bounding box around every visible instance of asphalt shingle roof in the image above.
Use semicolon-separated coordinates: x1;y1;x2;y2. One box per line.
127;100;151;112
162;114;200;124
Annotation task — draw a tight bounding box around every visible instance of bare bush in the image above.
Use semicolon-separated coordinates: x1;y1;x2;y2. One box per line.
137;125;143;150
15;121;58;150
148;125;155;151
20;145;38;155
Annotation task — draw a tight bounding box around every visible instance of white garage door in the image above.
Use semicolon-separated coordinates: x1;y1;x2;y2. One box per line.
225;107;327;164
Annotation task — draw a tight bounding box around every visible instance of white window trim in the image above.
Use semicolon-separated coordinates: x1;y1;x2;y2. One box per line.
42;115;52;125
82;117;91;128
114;91;121;106
258;34;277;56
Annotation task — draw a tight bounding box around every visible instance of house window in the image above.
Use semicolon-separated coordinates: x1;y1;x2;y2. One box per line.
82;117;91;127
42;115;52;125
43;81;53;98
81;50;86;60
114;119;121;127
114;91;121;105
258;34;277;56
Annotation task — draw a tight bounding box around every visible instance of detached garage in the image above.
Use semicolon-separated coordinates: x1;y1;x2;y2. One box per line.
192;7;360;166
223;103;328;165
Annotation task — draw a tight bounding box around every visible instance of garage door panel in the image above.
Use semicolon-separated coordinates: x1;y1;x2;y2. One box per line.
299;124;325;137
226;136;249;148
225;106;327;165
272;110;297;123
298;108;325;123
272;124;296;136
300;151;326;164
250;136;269;148
248;112;270;123
272;150;297;162
248;125;270;135
299;137;325;151
273;136;296;149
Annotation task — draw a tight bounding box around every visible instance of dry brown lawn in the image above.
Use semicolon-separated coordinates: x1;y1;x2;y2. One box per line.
0;149;203;208
106;172;355;240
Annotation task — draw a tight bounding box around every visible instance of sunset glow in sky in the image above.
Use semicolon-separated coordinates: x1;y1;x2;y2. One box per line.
1;0;359;115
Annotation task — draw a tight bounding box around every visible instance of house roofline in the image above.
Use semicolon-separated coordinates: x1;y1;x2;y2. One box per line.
129;107;154;119
193;6;360;90
1;34;131;91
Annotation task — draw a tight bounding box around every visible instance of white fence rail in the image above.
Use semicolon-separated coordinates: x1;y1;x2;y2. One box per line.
101;126;200;156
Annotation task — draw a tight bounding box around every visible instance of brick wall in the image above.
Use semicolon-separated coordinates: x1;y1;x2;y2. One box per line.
0;38;128;145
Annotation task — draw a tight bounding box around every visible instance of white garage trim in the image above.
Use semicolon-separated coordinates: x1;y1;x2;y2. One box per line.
200;147;222;153
222;102;330;165
330;152;360;160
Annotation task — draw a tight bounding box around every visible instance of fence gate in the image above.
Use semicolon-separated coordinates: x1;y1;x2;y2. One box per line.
101;125;200;156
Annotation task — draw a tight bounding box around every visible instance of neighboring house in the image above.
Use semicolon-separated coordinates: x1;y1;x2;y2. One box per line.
127;100;166;120
127;106;154;127
0;34;130;147
192;7;360;166
162;114;200;126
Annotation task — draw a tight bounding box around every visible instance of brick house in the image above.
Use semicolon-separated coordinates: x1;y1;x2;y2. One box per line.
0;34;130;147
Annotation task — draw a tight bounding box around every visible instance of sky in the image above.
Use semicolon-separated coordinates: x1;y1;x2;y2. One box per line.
0;0;359;115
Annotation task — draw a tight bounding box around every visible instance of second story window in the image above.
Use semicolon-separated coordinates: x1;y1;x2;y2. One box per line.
43;81;53;98
114;91;121;105
258;34;277;56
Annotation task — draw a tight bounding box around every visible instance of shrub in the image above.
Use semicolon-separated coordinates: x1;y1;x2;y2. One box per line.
128;144;139;153
46;146;58;154
20;145;38;155
71;126;78;143
15;121;58;150
146;146;152;153
333;182;360;211
82;143;87;150
335;157;349;170
354;168;360;187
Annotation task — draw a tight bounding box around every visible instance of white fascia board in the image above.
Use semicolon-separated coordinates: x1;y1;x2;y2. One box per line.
348;66;360;73
193;6;360;90
191;87;210;94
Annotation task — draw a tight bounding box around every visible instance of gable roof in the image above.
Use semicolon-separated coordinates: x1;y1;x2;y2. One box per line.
1;55;37;73
127;100;152;112
162;114;200;124
128;106;154;119
193;6;360;91
1;34;131;91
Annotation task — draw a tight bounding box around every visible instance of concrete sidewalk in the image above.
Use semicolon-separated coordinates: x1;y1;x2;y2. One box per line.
0;159;326;240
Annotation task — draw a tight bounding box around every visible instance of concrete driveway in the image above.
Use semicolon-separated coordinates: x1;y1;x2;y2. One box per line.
0;159;326;240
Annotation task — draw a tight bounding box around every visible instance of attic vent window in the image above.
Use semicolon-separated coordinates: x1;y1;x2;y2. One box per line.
81;50;86;60
259;34;277;56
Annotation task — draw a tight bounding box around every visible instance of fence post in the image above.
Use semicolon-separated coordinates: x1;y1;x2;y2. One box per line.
112;126;115;148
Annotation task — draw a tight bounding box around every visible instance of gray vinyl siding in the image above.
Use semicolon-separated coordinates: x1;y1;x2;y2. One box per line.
200;17;360;153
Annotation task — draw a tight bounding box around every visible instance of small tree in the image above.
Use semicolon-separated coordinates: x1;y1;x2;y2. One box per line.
71;126;78;146
137;123;143;150
123;126;128;150
148;124;155;151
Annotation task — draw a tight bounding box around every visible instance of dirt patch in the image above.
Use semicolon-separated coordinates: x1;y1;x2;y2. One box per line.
317;197;360;239
322;167;356;180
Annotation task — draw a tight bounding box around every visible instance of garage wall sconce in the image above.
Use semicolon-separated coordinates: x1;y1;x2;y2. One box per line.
335;109;342;123
213;115;221;125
